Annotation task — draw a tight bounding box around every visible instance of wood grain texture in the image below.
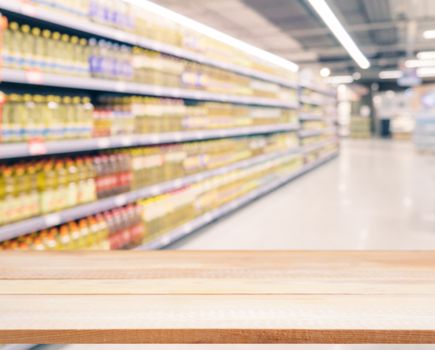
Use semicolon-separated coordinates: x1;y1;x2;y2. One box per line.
0;251;434;343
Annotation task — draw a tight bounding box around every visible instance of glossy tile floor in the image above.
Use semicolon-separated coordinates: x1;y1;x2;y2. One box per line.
174;139;435;250
59;140;435;350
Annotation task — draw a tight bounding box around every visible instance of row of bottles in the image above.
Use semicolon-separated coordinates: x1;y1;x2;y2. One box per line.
1;93;93;142
25;0;297;80
0;204;144;250
2;18;295;98
0;133;297;225
0;92;297;143
0;154;303;250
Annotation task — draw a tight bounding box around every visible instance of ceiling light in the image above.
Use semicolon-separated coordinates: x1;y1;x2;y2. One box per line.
423;30;435;39
417;51;435;60
320;67;331;77
125;0;299;72
326;75;354;84
417;67;435;77
405;59;435;68
352;72;361;80
306;0;370;69
379;70;402;79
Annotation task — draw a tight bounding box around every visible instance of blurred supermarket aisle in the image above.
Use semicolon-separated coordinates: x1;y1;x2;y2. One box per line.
174;139;435;250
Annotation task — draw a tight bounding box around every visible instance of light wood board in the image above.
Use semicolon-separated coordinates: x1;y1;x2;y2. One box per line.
0;251;434;343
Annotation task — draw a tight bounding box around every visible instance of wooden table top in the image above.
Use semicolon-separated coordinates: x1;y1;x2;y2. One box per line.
0;251;434;344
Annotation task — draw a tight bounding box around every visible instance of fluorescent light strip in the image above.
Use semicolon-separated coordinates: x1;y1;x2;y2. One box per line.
326;75;353;84
405;59;435;68
417;51;435;60
417;67;435;77
125;0;299;72
423;30;435;39
320;67;331;77
379;70;402;79
307;0;370;69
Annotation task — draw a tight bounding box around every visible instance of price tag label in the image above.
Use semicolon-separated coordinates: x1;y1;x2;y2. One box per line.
184;223;193;234
28;138;47;155
26;69;43;84
121;136;132;146
174;133;182;142
21;2;37;16
97;138;111;149
114;31;127;42
115;82;126;92
161;235;171;246
150;135;160;144
114;194;127;207
153;87;163;96
150;185;160;196
194;131;204;140
174;179;182;188
44;213;61;227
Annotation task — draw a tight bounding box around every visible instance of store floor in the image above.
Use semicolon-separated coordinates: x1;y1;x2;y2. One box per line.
173;138;435;250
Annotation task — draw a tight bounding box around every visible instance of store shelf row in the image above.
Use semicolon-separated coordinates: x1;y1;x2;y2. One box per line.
299;113;324;121
302;139;338;153
299;127;336;138
0;0;298;89
299;96;329;107
1;68;299;109
0;147;301;242
137;151;338;250
0;123;299;160
299;80;336;97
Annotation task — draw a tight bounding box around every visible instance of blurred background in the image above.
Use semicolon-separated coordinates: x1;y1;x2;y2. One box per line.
1;0;435;349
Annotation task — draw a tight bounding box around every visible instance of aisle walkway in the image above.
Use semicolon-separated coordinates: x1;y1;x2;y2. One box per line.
175;139;435;250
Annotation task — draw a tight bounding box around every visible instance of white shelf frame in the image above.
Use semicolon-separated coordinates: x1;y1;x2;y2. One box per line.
2;69;299;109
0;123;299;160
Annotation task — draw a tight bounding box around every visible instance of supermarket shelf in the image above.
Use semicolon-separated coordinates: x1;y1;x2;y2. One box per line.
299;96;327;106
137;151;338;250
0;123;299;160
299;127;336;138
0;147;301;242
0;1;298;89
303;139;338;153
299;113;324;121
1;68;299;109
299;81;336;97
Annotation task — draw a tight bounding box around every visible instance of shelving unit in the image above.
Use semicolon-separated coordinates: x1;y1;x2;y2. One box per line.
0;124;298;160
0;0;338;250
0;0;298;89
0;148;301;242
297;76;339;164
137;151;337;250
2;68;299;108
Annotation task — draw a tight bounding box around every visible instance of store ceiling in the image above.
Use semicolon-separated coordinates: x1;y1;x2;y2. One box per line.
154;0;435;81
